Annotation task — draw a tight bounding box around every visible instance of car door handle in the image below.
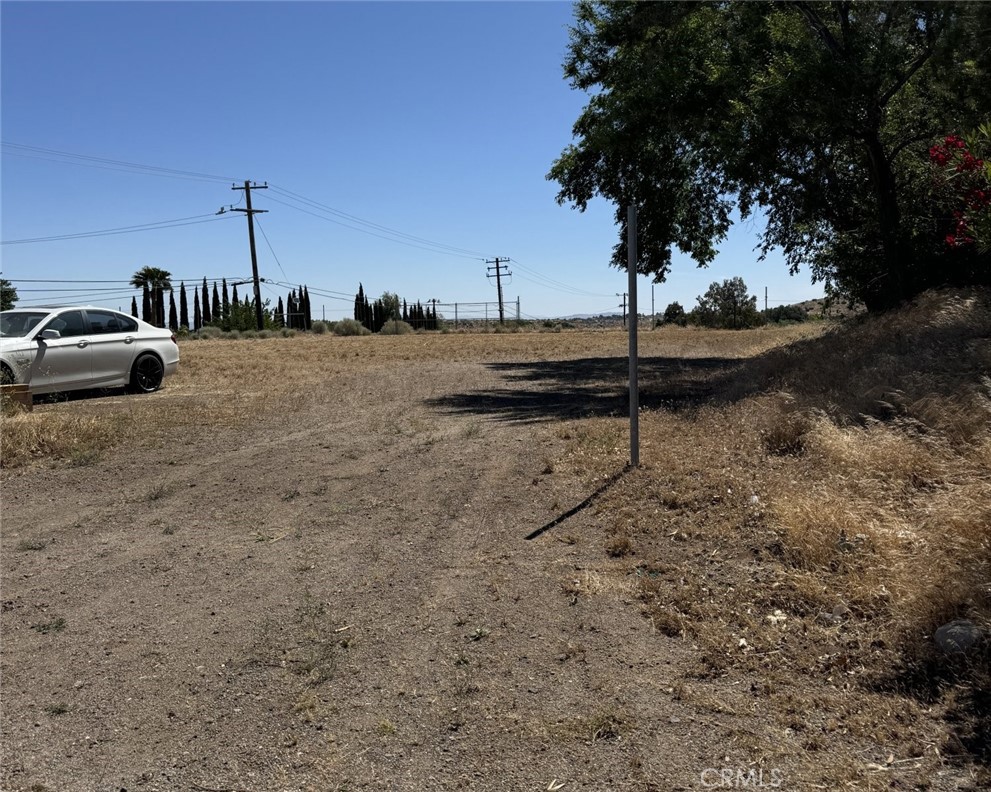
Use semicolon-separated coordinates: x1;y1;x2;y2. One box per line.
124;336;135;344
76;340;89;348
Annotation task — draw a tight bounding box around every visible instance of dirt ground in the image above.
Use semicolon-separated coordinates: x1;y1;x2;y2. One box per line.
0;327;984;792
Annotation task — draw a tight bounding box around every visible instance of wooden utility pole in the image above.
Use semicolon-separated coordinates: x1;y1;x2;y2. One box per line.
617;292;628;328
232;181;268;331
486;258;510;324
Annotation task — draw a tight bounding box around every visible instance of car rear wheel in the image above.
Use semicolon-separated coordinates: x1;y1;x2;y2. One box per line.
0;364;14;386
129;353;164;393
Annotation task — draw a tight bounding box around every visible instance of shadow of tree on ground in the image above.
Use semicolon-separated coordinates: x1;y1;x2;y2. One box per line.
425;356;742;423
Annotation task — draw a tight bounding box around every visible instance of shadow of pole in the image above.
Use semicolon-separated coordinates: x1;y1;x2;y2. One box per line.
524;466;630;541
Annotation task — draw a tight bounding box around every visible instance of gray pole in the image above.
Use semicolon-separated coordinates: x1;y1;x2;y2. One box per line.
628;205;640;468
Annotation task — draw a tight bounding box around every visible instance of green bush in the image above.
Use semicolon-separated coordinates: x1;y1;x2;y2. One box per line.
197;326;223;340
763;304;808;324
334;319;371;336
311;321;329;335
378;320;414;335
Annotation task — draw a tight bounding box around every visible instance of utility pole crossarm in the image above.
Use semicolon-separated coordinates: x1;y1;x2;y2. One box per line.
485;257;511;324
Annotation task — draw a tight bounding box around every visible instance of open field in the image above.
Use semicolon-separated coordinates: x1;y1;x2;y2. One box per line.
2;292;989;792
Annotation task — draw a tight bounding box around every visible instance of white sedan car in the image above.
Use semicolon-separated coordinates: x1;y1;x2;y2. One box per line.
0;306;179;395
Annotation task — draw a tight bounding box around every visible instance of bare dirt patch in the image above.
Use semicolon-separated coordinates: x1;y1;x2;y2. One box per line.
2;314;988;792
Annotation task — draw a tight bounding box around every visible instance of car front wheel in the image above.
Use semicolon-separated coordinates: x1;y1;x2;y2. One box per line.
129;354;164;393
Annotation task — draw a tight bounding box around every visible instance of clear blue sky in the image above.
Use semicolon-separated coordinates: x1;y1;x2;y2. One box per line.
1;0;824;321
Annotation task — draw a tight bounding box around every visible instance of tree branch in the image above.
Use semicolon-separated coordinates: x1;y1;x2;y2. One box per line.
794;1;844;57
879;46;935;107
889;132;931;162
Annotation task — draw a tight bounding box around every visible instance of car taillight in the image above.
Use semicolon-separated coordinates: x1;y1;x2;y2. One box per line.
170;333;177;344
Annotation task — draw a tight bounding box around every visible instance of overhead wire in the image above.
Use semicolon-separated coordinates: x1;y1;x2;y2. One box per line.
1;141;237;184
267;184;490;259
16;290;142;306
3;142;620;310
507;257;615;298
253;216;290;282
262;278;352;298
258;192;489;261
2;213;239;245
263;279;353;302
6;276;247;284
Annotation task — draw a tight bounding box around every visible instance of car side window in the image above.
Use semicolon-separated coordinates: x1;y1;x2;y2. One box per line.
46;310;87;338
88;310;137;334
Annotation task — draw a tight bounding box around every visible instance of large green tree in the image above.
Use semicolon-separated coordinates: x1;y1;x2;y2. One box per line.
690;277;762;329
548;1;991;311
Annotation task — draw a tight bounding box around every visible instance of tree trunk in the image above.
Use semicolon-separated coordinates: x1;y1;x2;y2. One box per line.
863;127;907;310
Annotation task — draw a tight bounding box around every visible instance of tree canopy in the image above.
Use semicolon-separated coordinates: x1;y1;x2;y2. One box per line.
548;1;991;311
0;278;18;311
690;277;762;329
130;266;172;292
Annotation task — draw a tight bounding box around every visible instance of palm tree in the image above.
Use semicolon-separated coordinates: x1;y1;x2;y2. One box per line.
130;267;172;327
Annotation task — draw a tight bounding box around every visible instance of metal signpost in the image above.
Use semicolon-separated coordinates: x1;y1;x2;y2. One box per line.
628;204;640;468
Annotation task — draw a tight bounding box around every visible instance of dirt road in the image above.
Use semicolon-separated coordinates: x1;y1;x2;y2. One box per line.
2;344;717;792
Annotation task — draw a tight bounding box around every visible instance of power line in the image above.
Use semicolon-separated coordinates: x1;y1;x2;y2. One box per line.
263;279;354;302
1;141;237;184
14;287;152;293
6;279;134;284
267;184;491;259
16;291;141;305
508;257;614;298
1;213;238;245
262;278;353;298
253;216;289;282
258;192;489;261
5;276;246;284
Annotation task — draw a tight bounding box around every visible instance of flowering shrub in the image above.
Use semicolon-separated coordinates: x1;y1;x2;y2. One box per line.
930;128;991;252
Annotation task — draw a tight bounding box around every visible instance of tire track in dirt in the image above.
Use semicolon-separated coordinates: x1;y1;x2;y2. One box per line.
2;358;706;792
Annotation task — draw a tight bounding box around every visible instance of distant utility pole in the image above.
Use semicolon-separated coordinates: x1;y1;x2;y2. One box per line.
617;292;628;328
231;181;268;331
765;286;768;312
486;258;511;324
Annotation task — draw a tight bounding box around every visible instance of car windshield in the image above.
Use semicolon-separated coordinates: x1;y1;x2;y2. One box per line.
0;311;51;338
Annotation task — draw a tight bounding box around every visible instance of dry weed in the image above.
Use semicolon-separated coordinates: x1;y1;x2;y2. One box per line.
577;289;991;781
0;411;129;468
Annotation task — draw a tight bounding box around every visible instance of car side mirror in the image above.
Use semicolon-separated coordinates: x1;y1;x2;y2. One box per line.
40;329;61;340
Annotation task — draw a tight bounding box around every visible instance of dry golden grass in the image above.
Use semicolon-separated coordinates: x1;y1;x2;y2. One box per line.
0;323;820;469
574;288;991;786
2;292;988;786
0;411;132;468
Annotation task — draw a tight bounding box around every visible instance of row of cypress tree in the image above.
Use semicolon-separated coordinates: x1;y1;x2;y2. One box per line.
130;279;312;332
353;283;439;332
